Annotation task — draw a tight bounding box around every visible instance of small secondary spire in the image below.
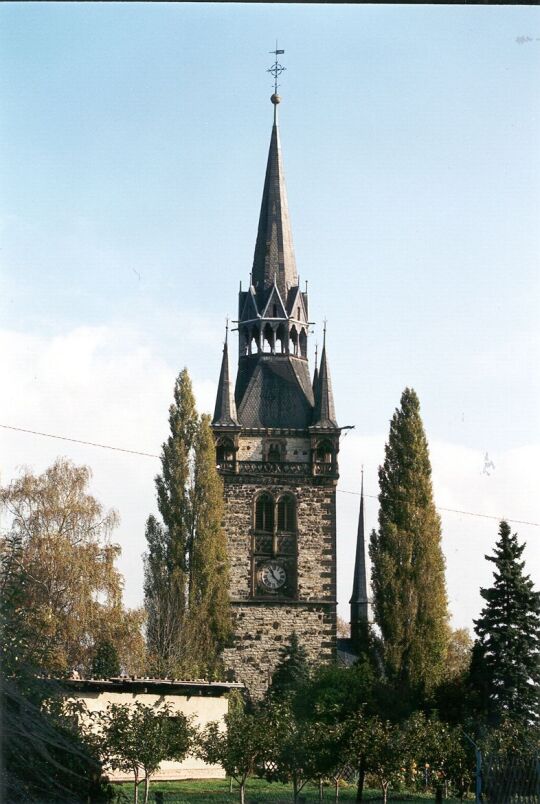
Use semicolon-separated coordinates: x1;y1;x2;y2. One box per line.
350;466;369;653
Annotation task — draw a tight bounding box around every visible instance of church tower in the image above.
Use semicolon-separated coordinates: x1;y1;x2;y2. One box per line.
212;81;340;697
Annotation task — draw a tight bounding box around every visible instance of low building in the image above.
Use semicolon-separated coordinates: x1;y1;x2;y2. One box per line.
63;676;243;782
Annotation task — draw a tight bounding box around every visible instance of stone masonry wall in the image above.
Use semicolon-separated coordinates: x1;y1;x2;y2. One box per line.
222;603;336;700
237;436;311;462
221;433;337;698
223;476;336;601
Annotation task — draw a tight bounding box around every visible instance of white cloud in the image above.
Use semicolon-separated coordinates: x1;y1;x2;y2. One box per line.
2;326;539;633
337;435;540;632
0;324;216;610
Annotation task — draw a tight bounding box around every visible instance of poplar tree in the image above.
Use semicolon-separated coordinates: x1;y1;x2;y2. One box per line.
369;388;448;699
144;370;231;678
470;520;540;724
184;414;231;677
144;368;197;675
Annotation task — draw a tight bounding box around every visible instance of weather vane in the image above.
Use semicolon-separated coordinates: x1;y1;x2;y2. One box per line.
267;42;285;95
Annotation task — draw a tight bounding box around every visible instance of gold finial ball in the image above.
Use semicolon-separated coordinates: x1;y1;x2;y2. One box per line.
271;93;281;105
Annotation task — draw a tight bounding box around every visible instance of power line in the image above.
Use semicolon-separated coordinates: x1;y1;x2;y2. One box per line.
1;422;538;528
338;488;540;527
0;424;160;459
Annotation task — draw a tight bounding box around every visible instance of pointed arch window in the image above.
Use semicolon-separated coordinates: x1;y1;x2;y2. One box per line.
277;494;296;532
216;438;235;465
255;493;274;532
316;440;334;464
267;442;283;462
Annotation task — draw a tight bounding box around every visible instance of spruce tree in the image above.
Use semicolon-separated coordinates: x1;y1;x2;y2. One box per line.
470;520;540;724
369;388;448;698
144;369;231;678
267;632;310;700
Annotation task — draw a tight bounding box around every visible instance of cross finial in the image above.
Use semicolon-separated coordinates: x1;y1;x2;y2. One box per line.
315;341;318;366
268;42;286;94
268;43;285;122
225;317;229;346
323;318;327;348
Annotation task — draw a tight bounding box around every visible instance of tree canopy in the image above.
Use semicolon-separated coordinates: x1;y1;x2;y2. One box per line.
266;632;311;701
470;520;540;724
369;388;448;702
0;458;145;677
144;368;232;678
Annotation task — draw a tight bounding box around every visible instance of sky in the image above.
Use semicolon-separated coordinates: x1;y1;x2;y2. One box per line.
1;3;539;633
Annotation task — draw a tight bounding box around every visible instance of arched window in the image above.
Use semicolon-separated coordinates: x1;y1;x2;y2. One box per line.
277;495;296;532
263;322;274;354
299;329;307;359
216;438;234;464
316;440;334;464
267;442;282;462
255;493;274;532
289;325;298;356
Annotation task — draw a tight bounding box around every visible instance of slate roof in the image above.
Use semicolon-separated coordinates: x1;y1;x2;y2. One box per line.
251;122;298;301
236;355;314;429
350;476;368;606
212;341;239;427
336;638;359;667
312;344;338;428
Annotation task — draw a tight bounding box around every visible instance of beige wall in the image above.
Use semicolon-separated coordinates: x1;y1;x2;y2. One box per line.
69;689;228;781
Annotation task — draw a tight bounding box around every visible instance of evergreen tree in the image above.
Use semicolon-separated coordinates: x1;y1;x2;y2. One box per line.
144;369;197;675
144;369;231;678
369;388;448;699
184;414;231;677
470;520;540;724
91;640;121;678
267;632;310;700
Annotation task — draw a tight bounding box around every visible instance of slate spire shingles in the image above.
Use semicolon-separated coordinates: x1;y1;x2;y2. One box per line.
312;337;338;428
350;471;369;650
251;120;298;301
212;336;239;427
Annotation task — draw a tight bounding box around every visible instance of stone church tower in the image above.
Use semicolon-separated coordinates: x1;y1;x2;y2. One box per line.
212;93;340;697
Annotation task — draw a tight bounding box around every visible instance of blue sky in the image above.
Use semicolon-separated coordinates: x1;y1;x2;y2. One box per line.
1;4;539;629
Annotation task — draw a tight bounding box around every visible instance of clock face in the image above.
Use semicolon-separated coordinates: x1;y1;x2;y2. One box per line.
258;560;286;591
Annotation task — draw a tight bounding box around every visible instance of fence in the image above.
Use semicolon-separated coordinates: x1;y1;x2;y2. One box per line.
481;751;540;804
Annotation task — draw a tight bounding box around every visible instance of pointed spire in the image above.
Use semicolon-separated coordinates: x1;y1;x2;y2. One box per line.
350;469;369;652
312;342;319;395
350;470;368;607
251;105;298;301
312;325;338;428
212;322;239;427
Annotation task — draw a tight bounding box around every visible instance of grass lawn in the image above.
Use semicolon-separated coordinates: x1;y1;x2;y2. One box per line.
114;777;467;802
